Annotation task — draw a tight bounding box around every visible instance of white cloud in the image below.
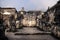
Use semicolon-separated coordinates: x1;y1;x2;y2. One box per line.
29;0;58;11
0;0;59;11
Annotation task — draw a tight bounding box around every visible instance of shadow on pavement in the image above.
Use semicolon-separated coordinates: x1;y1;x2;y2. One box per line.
15;32;51;35
51;33;60;40
0;36;8;40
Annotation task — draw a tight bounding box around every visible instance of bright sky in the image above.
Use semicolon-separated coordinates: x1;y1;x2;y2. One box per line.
0;0;59;11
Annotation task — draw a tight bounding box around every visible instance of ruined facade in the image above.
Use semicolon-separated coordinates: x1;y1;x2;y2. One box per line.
46;0;60;25
0;7;17;29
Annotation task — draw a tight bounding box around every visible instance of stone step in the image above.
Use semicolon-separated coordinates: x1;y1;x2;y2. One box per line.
14;32;51;35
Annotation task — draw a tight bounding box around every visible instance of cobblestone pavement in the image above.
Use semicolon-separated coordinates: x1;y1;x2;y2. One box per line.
5;33;58;40
5;27;59;40
15;27;51;34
